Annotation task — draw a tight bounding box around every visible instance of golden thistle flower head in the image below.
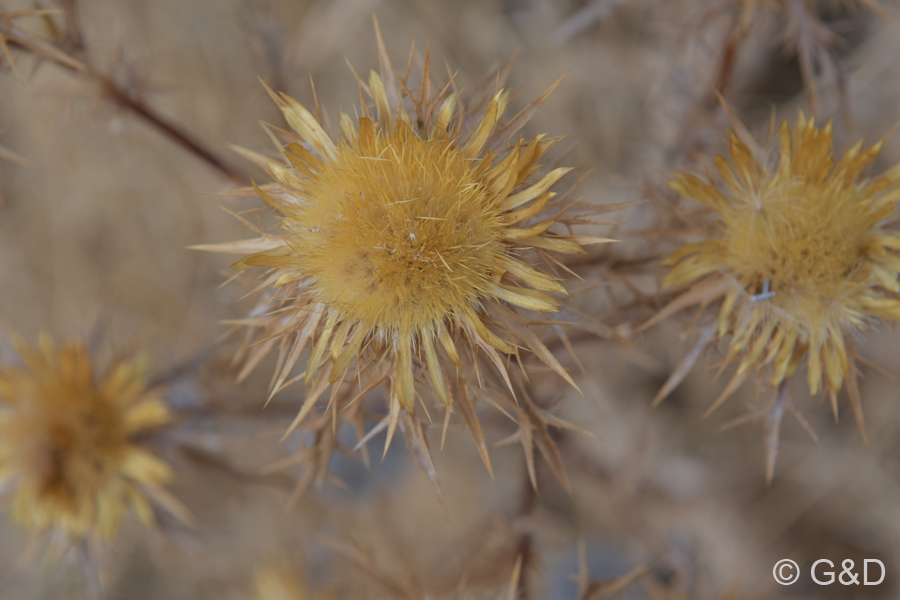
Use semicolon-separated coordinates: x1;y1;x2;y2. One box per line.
0;335;173;540
654;114;900;425
201;26;610;472
236;80;580;414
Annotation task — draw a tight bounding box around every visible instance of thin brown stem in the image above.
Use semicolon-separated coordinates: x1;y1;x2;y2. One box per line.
707;25;745;107
513;471;537;598
1;16;248;185
98;79;248;185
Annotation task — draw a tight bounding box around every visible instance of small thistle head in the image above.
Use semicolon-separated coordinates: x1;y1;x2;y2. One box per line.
0;335;173;540
656;114;900;425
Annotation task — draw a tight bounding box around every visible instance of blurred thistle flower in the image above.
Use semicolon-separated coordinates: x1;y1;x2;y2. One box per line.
645;114;900;478
0;334;180;543
253;564;317;600
197;22;613;491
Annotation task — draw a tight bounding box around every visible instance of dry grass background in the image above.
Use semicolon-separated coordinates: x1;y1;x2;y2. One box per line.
1;0;900;598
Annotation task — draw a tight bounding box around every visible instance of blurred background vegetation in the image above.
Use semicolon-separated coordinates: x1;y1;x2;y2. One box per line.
1;0;900;598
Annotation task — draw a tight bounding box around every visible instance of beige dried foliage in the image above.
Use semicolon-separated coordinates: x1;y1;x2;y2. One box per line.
2;2;900;600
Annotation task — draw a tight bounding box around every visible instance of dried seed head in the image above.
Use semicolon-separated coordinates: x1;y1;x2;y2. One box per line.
0;335;173;540
656;114;900;425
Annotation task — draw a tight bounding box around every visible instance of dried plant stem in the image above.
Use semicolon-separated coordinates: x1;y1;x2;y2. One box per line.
708;24;745;106
97;79;248;184
1;17;248;185
513;474;537;598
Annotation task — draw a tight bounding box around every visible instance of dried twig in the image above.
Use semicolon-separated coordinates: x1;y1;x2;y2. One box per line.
0;8;248;184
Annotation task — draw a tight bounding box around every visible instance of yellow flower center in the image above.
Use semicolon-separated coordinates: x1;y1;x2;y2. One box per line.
12;375;128;517
722;178;874;319
282;125;506;335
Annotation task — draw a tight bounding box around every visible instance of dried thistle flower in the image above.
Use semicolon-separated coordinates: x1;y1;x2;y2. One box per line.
199;23;610;487
646;114;900;476
0;334;176;542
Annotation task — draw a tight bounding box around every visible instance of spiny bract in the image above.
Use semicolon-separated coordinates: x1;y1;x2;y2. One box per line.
652;114;900;432
199;29;610;475
0;335;173;539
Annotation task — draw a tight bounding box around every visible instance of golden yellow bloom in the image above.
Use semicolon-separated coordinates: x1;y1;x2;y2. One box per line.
649;114;900;433
0;335;173;540
199;26;608;472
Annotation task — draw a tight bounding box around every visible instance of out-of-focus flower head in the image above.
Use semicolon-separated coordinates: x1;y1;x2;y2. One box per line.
0;335;176;540
253;564;313;600
646;114;900;478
